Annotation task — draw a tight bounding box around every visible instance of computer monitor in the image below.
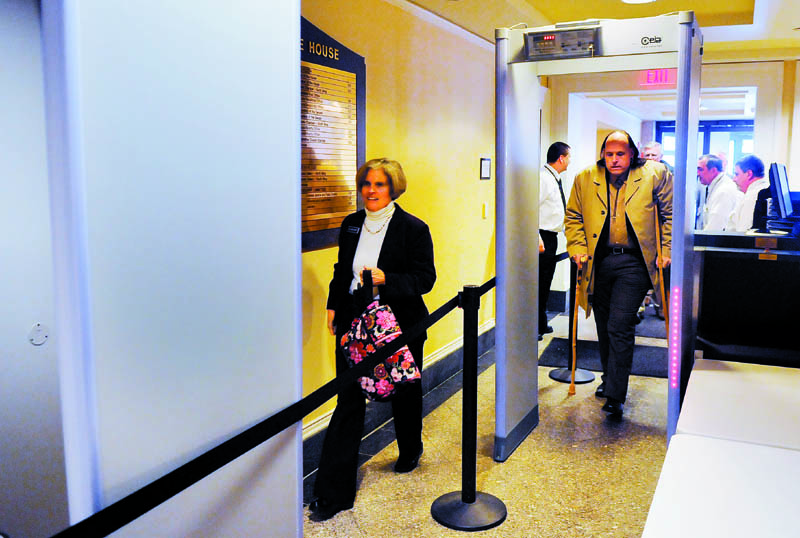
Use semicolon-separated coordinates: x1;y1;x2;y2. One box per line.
769;163;794;219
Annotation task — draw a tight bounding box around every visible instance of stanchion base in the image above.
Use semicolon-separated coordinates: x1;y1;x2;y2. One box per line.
431;491;507;531
548;367;595;384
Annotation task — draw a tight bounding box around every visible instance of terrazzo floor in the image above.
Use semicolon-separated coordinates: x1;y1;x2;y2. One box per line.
304;315;669;537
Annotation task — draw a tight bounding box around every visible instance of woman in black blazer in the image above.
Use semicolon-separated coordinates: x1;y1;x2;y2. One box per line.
310;158;436;521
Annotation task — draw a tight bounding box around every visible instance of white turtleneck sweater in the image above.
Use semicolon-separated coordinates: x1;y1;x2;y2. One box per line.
350;202;395;294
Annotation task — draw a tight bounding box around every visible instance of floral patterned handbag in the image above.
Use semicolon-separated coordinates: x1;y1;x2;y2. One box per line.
340;299;421;401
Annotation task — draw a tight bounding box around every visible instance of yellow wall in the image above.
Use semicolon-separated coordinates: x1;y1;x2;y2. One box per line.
301;0;496;427
791;61;800;180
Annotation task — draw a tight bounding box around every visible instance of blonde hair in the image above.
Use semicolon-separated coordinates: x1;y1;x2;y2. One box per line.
355;158;407;200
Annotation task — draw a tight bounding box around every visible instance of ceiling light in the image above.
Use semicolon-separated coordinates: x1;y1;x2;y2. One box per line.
622;0;656;4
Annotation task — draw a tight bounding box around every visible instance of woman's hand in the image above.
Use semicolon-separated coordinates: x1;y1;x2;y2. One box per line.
657;256;672;268
326;309;336;336
361;267;386;286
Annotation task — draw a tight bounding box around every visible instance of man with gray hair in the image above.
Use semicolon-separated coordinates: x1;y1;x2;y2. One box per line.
565;131;672;417
642;141;674;174
697;154;742;231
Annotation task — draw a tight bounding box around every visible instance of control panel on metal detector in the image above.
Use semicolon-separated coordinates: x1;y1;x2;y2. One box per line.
524;28;599;61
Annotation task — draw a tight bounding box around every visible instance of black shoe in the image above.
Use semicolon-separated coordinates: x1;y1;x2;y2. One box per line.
538;334;543;341
602;398;623;416
541;325;554;335
309;497;353;521
595;383;606;398
394;443;423;473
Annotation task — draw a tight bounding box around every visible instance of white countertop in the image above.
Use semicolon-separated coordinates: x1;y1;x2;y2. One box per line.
677;358;800;450
643;433;800;538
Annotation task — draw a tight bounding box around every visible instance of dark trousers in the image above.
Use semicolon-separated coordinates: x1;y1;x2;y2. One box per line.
539;230;558;333
592;252;651;403
314;299;424;505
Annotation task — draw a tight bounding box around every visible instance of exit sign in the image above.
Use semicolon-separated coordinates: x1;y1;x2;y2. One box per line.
638;68;677;89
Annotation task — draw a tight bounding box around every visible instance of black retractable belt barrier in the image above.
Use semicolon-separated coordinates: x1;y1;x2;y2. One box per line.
431;279;506;532
548;260;595;385
50;287;463;538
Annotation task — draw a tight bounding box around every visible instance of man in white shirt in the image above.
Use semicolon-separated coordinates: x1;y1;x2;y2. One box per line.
729;154;770;232
539;141;570;339
697;154;742;231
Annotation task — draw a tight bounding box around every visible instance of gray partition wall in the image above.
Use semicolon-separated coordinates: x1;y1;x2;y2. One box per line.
41;1;303;536
495;13;701;456
0;1;69;536
494;30;545;460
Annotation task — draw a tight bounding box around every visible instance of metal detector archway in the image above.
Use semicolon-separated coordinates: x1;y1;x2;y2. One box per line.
494;12;701;460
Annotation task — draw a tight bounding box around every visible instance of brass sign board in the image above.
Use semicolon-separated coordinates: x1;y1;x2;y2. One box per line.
301;62;357;233
301;18;366;250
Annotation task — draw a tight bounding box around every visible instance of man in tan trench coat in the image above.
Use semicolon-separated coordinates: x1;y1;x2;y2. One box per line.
565;131;672;417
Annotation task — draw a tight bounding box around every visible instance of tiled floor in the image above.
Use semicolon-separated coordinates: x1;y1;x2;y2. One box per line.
304;315;669;537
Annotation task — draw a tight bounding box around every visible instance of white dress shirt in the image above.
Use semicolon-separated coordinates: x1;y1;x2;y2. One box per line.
729;177;770;232
539;164;566;232
702;173;743;231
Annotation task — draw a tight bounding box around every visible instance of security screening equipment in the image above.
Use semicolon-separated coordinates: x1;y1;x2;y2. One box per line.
494;13;701;460
523;26;599;60
521;16;683;62
431;14;702;531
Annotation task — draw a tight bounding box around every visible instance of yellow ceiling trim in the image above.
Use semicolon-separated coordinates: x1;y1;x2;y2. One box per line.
704;39;800;52
696;12;754;27
523;0;755;28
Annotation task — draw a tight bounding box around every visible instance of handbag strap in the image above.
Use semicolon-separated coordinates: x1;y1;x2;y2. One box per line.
355;269;375;311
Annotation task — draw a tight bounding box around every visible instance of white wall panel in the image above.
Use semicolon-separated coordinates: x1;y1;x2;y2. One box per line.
42;1;302;535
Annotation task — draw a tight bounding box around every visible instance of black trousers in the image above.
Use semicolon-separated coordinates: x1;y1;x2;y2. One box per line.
314;299;424;505
591;252;651;403
538;230;558;333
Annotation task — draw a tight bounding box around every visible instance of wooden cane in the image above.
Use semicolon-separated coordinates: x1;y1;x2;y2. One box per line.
568;266;582;396
654;209;669;336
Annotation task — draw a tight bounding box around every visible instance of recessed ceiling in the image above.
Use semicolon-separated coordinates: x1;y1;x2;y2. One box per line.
409;0;800;54
585;88;757;121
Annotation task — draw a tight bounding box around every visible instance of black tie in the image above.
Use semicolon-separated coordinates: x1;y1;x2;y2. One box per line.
556;177;567;210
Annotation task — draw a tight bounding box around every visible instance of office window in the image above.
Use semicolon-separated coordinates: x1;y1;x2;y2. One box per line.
656;120;754;175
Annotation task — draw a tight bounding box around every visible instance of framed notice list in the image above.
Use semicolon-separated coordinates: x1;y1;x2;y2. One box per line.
301;17;366;251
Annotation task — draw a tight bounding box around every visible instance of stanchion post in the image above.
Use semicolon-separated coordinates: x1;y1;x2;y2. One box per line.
548;261;595;384
430;285;506;531
461;285;479;503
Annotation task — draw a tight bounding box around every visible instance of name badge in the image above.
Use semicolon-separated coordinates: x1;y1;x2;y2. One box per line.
346;226;360;234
